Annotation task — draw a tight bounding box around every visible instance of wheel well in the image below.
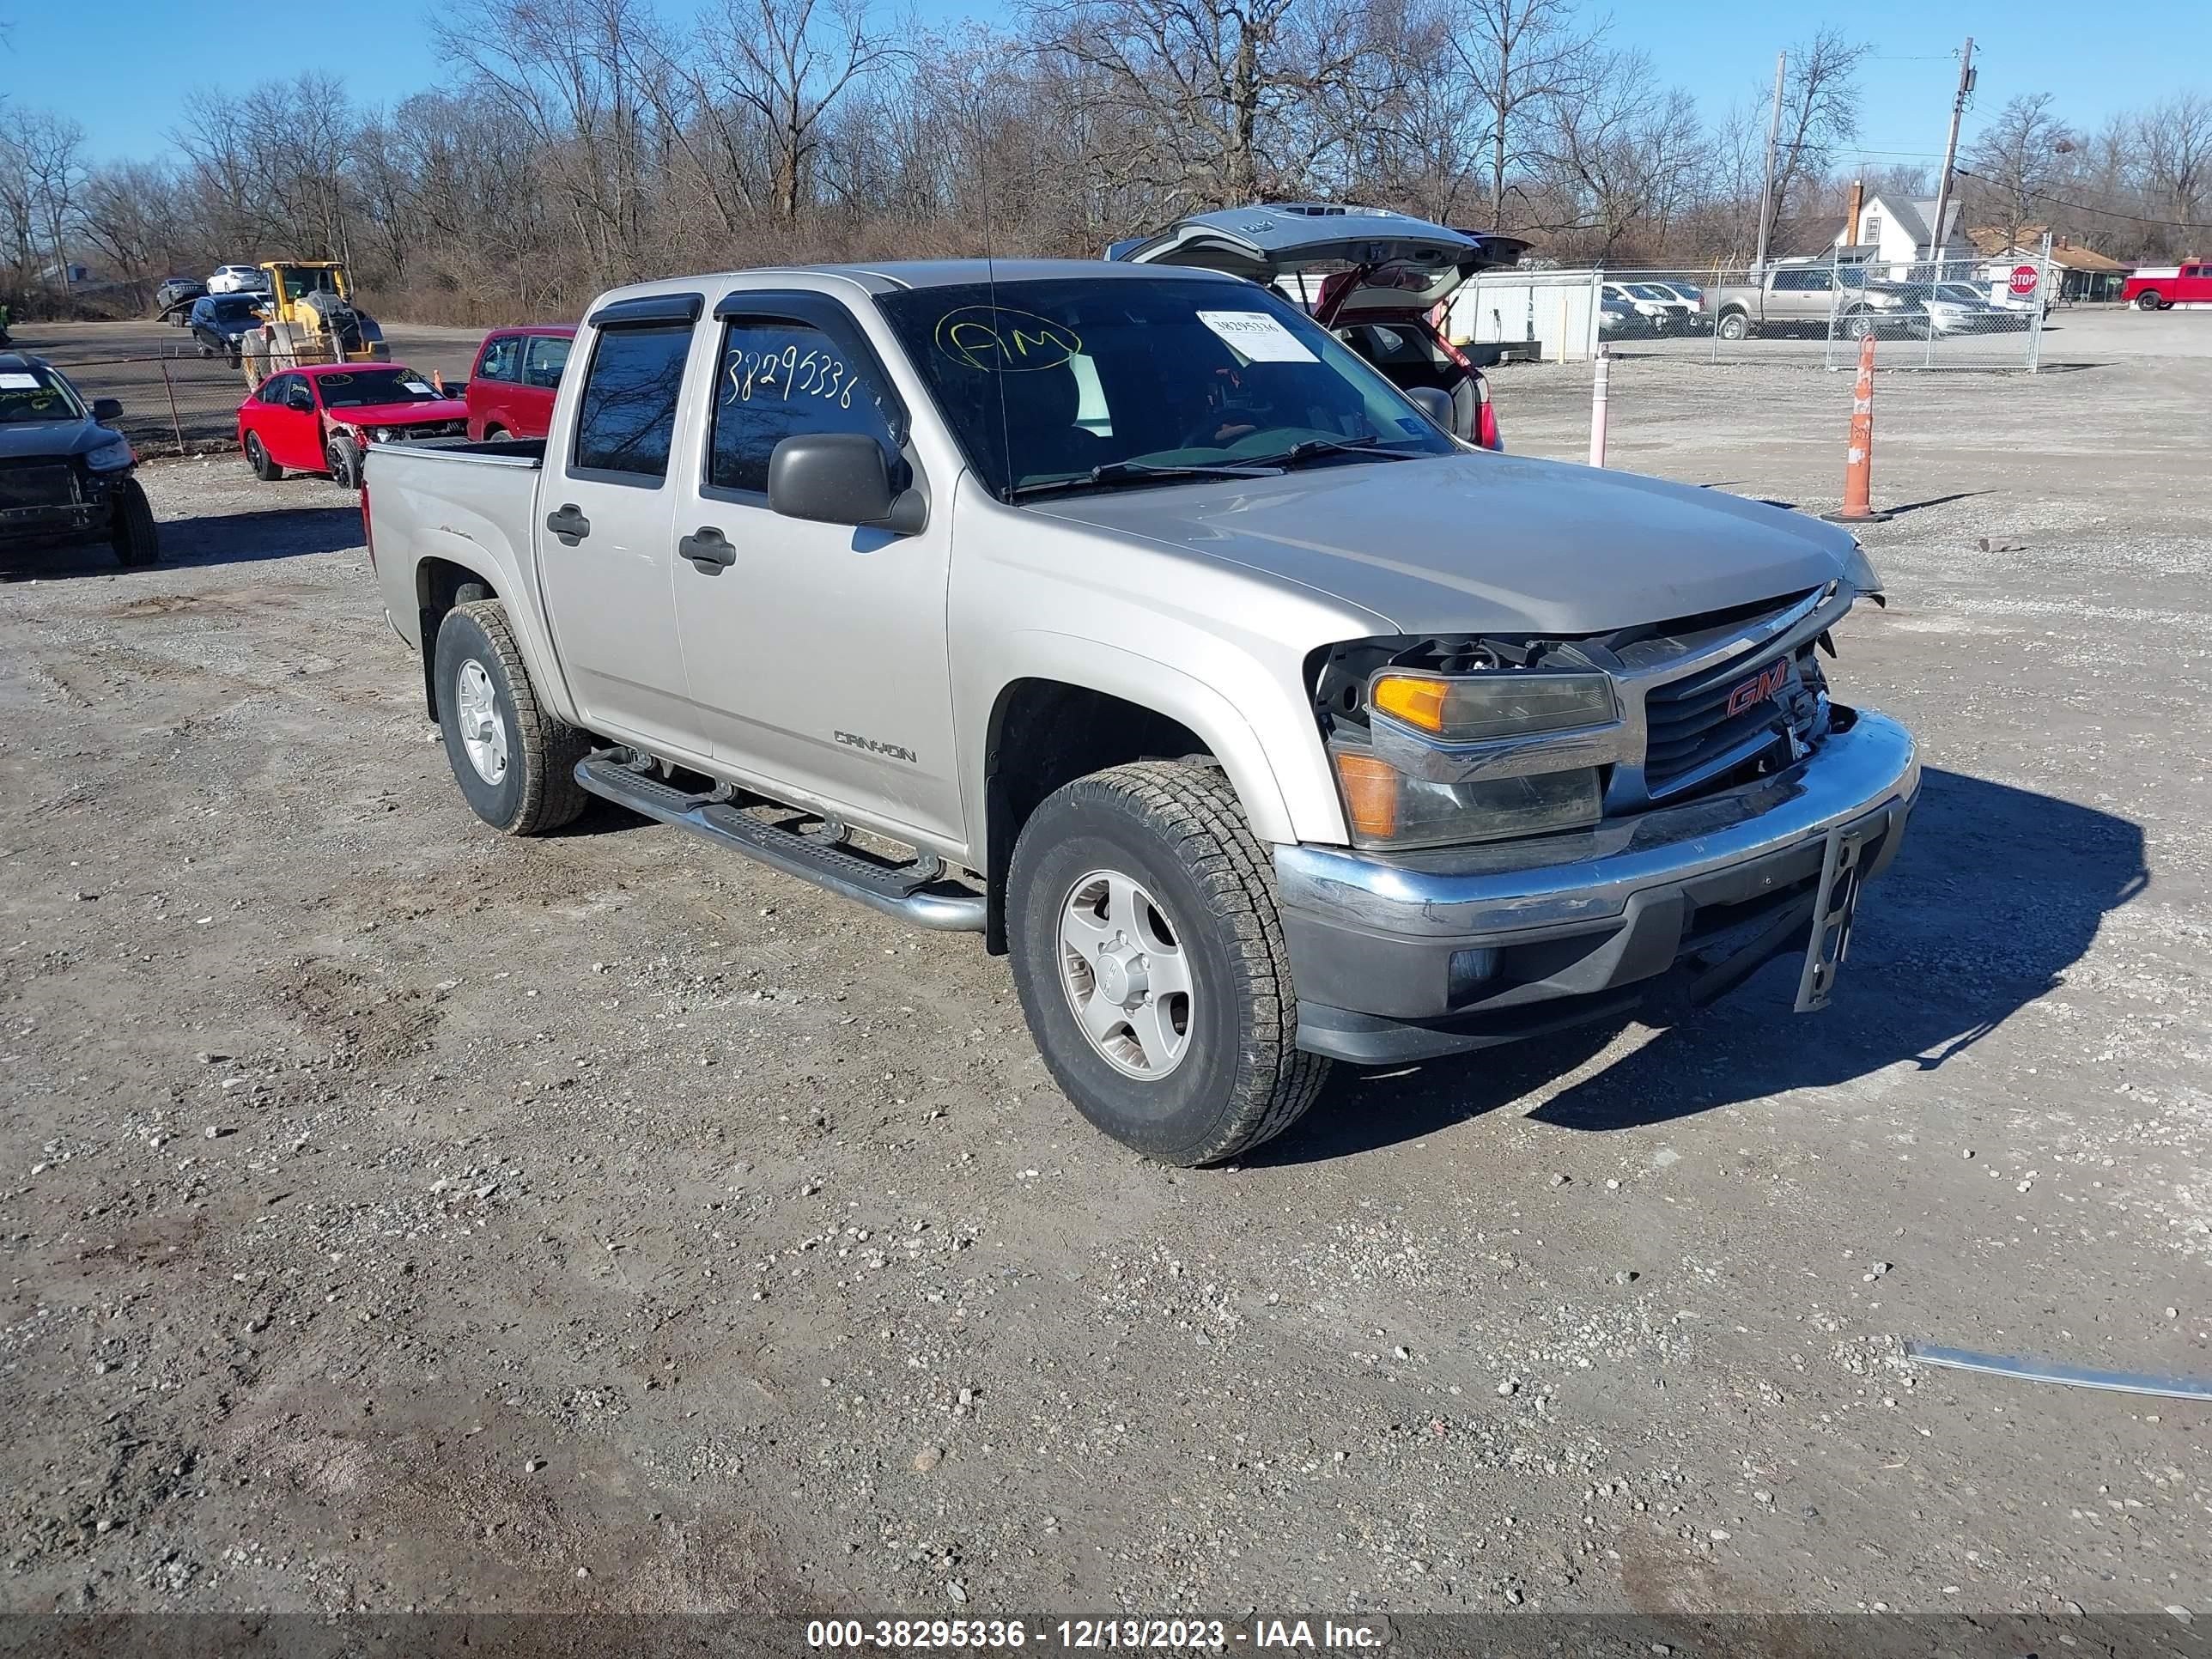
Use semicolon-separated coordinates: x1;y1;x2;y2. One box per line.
416;557;497;719
981;679;1209;954
1717;302;1749;317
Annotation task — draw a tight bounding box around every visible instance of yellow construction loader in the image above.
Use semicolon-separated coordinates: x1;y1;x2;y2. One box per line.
240;259;391;386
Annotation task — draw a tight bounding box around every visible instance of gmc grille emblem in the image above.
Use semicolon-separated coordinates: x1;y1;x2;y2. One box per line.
1725;660;1790;717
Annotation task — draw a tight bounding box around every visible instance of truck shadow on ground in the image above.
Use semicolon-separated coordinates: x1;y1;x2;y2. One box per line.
0;504;364;582
1257;768;2147;1164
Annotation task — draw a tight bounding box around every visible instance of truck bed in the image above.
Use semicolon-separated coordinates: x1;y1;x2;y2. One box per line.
365;436;549;659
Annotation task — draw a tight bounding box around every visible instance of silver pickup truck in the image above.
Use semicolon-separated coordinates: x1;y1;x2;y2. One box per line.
363;258;1918;1166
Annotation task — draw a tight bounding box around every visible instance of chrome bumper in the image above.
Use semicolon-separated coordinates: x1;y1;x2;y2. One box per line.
1273;709;1918;1059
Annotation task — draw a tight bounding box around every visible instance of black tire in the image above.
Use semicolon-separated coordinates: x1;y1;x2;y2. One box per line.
110;478;159;567
432;599;589;836
483;424;509;442
245;431;282;481
1716;311;1751;341
2136;290;2162;311
325;431;362;489
1006;760;1328;1166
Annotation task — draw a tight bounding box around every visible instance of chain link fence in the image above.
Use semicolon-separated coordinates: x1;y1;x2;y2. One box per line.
36;326;443;457
1449;237;2056;372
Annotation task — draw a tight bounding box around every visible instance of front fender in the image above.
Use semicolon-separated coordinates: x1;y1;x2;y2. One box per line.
963;630;1344;852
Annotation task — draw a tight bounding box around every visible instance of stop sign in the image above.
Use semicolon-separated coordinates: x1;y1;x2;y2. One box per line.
2009;264;2039;297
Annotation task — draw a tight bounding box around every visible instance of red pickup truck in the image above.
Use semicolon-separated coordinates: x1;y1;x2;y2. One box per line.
465;325;575;441
2123;262;2212;310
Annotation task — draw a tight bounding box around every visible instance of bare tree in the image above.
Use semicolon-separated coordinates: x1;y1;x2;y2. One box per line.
2134;90;2212;254
1757;30;1868;261
1024;0;1378;211
434;0;663;286
1449;0;1600;233
1961;92;2075;247
668;0;901;223
3;107;87;288
1544;49;1705;260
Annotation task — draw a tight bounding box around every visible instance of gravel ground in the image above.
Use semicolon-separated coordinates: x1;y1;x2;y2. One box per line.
2;339;2207;1640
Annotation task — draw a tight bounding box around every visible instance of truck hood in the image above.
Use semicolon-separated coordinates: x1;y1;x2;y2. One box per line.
329;398;467;428
1026;452;1862;635
0;420;102;461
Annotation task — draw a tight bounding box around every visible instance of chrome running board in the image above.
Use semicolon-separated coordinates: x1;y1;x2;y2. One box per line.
574;754;985;933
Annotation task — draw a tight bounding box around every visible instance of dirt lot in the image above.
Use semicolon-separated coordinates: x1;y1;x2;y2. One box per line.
2;331;2208;1646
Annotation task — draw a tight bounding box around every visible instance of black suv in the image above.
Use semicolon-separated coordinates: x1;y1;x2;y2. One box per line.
0;354;159;565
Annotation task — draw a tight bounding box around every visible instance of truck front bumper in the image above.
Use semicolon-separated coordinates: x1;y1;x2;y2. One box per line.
1274;708;1918;1064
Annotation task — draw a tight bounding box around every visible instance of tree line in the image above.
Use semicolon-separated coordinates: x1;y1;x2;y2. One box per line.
2;0;2206;325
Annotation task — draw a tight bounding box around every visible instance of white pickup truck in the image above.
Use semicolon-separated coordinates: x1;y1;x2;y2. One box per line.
363;258;1918;1165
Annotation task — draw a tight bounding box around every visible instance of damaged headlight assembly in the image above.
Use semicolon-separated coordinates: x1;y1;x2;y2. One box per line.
1327;666;1621;850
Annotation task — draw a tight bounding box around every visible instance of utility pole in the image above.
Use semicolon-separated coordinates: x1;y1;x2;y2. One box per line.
1751;52;1788;276
1925;38;1976;266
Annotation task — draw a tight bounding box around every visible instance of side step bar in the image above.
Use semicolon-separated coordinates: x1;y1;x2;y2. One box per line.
574;755;986;933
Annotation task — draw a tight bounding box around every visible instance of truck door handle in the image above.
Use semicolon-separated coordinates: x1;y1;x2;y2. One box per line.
680;526;737;570
545;503;591;544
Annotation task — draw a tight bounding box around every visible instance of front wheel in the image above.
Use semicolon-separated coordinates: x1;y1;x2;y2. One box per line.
1007;761;1328;1165
433;599;590;836
111;478;159;566
325;432;362;489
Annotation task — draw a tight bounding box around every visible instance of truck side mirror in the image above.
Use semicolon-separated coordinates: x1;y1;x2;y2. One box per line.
91;397;124;423
767;433;926;536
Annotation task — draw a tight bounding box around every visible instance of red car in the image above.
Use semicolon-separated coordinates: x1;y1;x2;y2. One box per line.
465;325;575;441
238;364;469;487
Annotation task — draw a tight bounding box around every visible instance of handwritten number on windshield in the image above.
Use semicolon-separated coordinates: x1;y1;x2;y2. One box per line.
725;343;855;410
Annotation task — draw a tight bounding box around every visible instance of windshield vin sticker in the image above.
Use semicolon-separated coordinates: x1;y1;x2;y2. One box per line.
1196;310;1317;364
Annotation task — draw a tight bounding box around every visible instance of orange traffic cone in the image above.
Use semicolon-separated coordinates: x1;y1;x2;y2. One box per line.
1822;331;1892;523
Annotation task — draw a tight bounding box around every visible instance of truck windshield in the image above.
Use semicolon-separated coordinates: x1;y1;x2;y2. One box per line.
0;368;84;424
316;369;442;408
873;276;1455;501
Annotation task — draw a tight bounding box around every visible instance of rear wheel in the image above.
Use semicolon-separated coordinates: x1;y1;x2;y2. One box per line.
110;479;159;567
2136;290;2163;311
244;431;282;481
1716;311;1751;341
1007;760;1328;1166
433;599;590;836
483;424;509;442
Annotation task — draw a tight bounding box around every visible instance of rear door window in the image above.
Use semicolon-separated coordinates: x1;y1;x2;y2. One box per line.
524;335;571;388
572;324;692;483
477;335;522;382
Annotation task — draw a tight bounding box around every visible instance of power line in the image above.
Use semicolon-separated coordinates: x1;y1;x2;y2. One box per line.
1953;168;2212;231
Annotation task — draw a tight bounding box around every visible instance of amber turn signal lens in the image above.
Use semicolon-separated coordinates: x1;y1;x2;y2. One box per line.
1370;673;1450;733
1332;750;1401;840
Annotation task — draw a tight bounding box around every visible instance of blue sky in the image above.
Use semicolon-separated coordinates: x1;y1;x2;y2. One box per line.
9;0;2202;175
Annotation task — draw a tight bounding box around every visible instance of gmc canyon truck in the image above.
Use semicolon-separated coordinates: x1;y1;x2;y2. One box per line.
1710;262;1922;341
362;259;1918;1166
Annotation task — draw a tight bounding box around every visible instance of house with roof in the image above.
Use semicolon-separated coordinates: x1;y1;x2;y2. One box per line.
1832;185;1966;274
1966;225;2132;302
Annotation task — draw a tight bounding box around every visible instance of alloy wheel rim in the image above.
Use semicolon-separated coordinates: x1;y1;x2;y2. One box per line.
453;659;509;785
1056;869;1194;1079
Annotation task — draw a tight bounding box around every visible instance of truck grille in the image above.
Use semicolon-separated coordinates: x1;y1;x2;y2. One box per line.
1643;638;1824;798
0;461;78;510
